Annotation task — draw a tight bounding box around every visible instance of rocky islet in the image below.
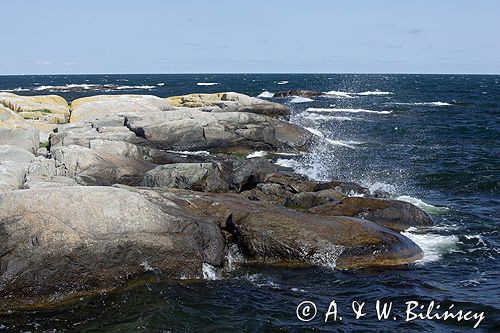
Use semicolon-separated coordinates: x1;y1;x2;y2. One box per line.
0;91;433;310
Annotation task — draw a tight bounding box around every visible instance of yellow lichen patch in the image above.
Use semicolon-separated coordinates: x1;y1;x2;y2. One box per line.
0;93;70;120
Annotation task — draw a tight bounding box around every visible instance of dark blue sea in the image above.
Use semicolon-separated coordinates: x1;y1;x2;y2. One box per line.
0;74;499;332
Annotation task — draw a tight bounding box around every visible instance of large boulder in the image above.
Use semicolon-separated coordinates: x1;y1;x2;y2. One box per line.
51;145;157;186
50;122;145;148
0;106;40;153
125;109;314;152
0;145;35;191
0;186;225;310
142;162;232;192
166;92;290;118
308;197;434;231
160;190;423;269
70;95;172;123
0;92;69;123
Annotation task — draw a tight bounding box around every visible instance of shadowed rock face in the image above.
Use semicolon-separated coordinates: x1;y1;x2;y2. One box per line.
157;189;424;270
0;186;225;311
51;145;157;186
124;109;314;152
307;197;434;231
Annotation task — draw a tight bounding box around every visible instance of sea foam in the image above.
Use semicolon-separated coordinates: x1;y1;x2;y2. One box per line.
196;82;219;86
290;96;314;103
396;195;448;214
402;228;458;264
392;101;452;106
306;107;392;115
258;91;274;98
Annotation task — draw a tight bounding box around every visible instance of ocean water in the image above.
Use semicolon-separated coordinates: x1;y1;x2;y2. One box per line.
0;74;499;332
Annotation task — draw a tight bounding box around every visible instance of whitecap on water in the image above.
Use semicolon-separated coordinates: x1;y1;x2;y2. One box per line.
0;87;30;92
323;90;353;98
354;91;393;96
196;82;219;86
258;91;274;98
116;85;155;90
392;101;452;106
306;107;392;115
401;227;458;264
322;90;393;97
304;127;359;149
290;96;314;103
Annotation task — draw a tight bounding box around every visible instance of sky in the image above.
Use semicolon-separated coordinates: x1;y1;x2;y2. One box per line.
1;0;499;75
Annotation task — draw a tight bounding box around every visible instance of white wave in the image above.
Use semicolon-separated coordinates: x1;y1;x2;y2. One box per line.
34;83;155;91
258;91;274;98
202;263;220;280
157;82;165;86
304;127;324;137
165;150;210;156
323;90;393;98
325;139;360;149
0;87;30;92
307;107;392;115
402;228;458;264
275;158;300;169
116;85;155;90
305;127;359;148
197;82;219;86
303;113;352;121
277;80;288;85
355;91;393;96
393;101;452;106
35;84;93;91
323;90;353;98
247;150;267;158
396;195;448;214
290;96;314;103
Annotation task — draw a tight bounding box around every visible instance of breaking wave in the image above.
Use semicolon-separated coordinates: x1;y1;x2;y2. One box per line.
306;107;392;115
392;101;452;106
34;84;155;92
196;82;219;86
402;228;458;264
257;91;274;98
290;96;314;103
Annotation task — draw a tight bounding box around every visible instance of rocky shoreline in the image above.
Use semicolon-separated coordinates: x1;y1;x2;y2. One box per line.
0;91;432;311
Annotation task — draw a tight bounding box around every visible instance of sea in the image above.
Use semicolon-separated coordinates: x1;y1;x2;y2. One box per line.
0;74;498;332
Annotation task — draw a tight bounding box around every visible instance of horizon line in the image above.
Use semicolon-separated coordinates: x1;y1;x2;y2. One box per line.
1;72;499;76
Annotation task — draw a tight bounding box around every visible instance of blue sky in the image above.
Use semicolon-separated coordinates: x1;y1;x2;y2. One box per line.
1;0;499;74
